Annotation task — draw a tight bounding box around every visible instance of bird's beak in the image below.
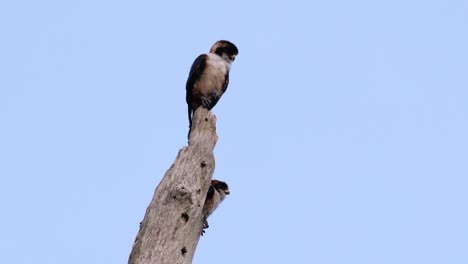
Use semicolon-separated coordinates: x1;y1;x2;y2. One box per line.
225;190;230;195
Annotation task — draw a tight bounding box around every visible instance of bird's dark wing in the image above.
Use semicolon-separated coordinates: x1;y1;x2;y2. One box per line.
186;54;207;105
186;54;207;136
205;185;215;201
208;71;229;110
222;71;230;93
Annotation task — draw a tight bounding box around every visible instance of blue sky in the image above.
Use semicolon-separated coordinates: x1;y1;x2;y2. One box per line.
1;1;467;263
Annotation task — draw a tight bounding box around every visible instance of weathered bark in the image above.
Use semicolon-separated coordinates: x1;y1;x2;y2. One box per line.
128;107;218;264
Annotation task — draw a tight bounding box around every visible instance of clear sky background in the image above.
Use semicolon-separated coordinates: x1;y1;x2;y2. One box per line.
1;1;467;263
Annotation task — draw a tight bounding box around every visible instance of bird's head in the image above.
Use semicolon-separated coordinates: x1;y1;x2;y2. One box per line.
211;179;230;196
210;40;239;64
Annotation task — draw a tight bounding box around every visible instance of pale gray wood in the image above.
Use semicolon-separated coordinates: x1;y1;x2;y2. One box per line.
128;108;218;264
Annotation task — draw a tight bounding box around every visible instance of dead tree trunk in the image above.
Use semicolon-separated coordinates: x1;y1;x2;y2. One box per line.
128;108;218;264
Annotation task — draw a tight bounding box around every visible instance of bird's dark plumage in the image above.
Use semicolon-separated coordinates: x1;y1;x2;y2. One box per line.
186;54;208;129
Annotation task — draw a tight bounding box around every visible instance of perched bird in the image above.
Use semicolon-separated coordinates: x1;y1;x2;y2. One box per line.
186;40;239;138
202;179;230;234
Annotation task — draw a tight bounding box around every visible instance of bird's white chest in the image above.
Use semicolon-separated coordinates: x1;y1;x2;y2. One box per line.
205;53;230;77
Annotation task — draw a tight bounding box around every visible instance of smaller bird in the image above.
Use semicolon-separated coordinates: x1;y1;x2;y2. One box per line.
186;40;239;138
201;179;230;234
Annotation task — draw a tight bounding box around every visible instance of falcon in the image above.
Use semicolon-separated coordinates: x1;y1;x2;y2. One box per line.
186;40;239;138
201;179;230;235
